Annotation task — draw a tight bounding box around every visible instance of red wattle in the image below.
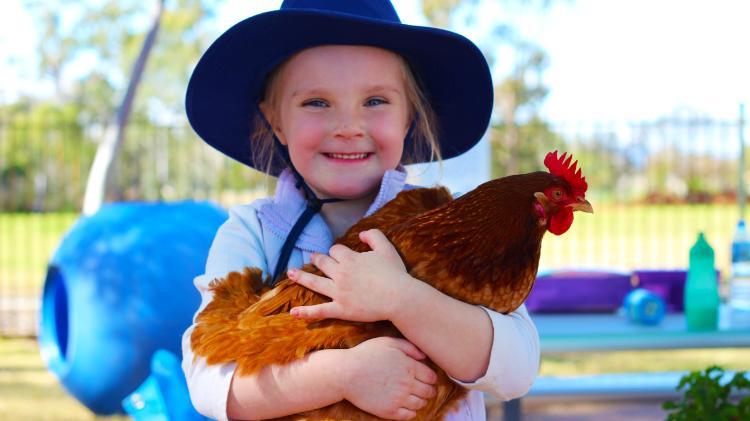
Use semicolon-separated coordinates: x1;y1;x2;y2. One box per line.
549;209;574;235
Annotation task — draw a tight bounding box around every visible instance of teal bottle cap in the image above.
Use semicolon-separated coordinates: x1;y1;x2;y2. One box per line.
690;232;714;259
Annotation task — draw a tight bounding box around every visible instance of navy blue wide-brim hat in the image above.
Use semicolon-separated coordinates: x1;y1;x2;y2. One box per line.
186;0;493;176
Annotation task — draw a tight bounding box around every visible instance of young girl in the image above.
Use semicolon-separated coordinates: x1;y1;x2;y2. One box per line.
182;1;539;420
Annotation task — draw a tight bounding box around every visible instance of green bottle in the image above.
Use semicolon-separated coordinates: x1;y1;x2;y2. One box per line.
684;233;719;331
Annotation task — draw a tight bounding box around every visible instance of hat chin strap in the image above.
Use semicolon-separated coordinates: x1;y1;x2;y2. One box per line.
269;136;342;286
259;108;416;287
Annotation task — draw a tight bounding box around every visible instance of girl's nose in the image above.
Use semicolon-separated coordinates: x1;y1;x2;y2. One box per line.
332;109;365;140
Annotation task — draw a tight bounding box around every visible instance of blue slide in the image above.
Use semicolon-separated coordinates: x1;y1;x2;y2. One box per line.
39;201;227;416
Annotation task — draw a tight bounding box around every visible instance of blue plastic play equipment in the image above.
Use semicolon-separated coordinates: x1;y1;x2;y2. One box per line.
39;201;227;415
123;349;209;421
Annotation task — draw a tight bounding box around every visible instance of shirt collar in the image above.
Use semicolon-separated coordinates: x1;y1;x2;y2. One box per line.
258;167;408;252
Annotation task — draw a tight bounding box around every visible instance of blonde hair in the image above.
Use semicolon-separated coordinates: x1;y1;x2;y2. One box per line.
250;50;442;175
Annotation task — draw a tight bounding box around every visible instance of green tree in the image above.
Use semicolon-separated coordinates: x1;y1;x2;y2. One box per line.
421;0;569;175
19;0;231;212
82;0;166;214
492;42;551;175
23;0;220;121
0;101;94;211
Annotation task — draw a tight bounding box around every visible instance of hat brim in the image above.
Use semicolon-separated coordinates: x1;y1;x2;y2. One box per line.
186;10;493;175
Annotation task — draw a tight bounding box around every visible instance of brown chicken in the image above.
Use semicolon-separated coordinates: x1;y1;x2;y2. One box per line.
191;151;593;420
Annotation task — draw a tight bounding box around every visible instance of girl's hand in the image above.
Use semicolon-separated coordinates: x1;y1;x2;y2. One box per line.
288;229;413;322
340;337;437;420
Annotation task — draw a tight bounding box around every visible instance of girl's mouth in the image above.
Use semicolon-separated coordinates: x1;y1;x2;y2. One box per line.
324;152;371;160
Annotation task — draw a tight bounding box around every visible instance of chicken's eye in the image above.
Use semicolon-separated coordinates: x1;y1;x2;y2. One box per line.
552;189;563;200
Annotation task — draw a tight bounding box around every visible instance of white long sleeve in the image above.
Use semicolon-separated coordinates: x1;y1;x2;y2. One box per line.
181;204;270;421
450;305;540;401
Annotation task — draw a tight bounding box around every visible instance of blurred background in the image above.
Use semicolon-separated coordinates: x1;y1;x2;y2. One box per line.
1;0;749;419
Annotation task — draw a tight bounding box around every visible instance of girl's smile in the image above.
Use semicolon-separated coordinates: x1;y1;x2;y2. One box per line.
262;45;411;201
324;153;370;161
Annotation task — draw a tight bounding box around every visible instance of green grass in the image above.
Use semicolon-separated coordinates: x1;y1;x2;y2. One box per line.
0;212;78;294
0;337;128;421
1;337;746;420
0;203;741;300
540;203;736;279
0;203;740;299
540;348;749;376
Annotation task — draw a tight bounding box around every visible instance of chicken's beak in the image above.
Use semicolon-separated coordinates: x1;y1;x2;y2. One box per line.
568;197;594;214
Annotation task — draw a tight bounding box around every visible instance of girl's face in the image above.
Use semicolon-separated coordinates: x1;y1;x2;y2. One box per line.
264;45;411;200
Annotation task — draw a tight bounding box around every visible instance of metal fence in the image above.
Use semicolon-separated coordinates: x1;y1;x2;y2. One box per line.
0;115;746;335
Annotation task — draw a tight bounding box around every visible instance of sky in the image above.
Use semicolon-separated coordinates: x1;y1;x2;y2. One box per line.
2;0;749;123
524;0;750;122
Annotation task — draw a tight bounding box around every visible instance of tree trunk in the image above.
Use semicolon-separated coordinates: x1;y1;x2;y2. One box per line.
82;0;165;215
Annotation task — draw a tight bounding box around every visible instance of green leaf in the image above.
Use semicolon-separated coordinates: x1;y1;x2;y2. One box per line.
663;366;750;420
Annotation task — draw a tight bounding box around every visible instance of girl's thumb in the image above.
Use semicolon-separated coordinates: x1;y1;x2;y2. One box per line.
389;337;426;360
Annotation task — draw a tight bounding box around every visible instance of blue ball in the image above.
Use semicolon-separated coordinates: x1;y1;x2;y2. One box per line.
38;201;227;415
623;288;667;325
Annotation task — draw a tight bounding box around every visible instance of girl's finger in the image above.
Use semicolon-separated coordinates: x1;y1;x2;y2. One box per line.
413;362;438;385
328;244;354;261
403;395;428;411
385;338;426;360
288;268;334;296
411;379;437;400
290;302;339;320
358;229;393;253
310;252;339;275
392;408;417;421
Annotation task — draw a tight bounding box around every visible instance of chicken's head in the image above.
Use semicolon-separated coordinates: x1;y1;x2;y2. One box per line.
534;151;593;235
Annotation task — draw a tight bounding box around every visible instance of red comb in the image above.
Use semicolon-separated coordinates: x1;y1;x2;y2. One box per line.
544;151;588;196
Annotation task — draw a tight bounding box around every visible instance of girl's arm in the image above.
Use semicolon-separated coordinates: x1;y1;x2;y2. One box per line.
389;283;539;399
226;337;437;420
289;229;540;399
226;349;344;419
388;279;494;381
184;322;436;420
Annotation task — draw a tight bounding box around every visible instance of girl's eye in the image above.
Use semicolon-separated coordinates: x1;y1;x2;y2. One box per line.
303;99;328;108
364;97;387;107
